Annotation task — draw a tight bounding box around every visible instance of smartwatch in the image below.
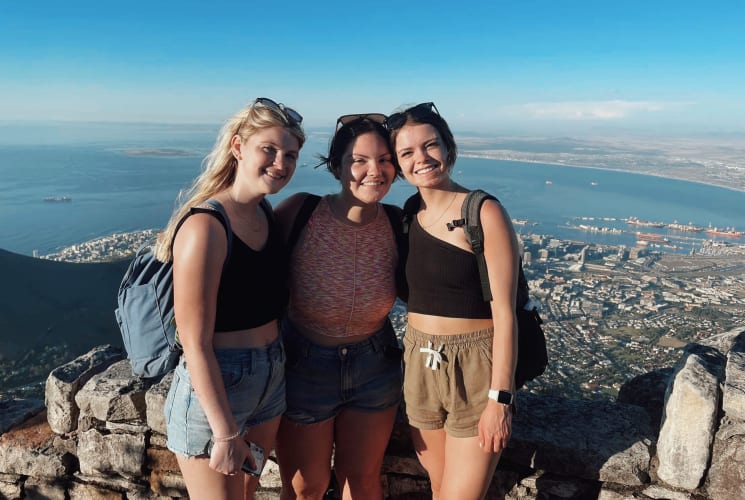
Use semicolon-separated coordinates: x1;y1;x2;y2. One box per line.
488;389;514;406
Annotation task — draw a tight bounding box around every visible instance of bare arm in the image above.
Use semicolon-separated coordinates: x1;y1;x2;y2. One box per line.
274;192;312;244
172;213;249;474
477;199;519;453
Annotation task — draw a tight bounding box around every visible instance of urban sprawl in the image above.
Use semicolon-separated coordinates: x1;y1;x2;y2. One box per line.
40;227;745;401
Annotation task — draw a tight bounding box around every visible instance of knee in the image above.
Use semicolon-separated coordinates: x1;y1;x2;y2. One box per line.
281;474;331;500
335;467;383;495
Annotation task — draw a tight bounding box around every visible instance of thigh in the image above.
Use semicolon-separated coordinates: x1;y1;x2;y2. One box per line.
176;454;244;500
242;415;282;498
410;427;446;495
334;406;397;476
440;434;500;500
276;416;335;497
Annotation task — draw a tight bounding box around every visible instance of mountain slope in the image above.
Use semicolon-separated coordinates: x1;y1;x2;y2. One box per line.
0;248;129;361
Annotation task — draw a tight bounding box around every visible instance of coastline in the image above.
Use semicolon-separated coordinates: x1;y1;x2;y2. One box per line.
460;153;745;194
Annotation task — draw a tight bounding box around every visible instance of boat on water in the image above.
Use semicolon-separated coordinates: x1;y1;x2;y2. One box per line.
545;180;553;185
706;228;744;238
668;221;704;232
44;196;72;202
512;219;534;226
636;232;669;243
625;216;665;228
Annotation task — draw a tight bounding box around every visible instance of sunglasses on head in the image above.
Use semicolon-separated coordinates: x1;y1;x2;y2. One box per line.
335;113;388;131
254;97;303;126
384;102;440;131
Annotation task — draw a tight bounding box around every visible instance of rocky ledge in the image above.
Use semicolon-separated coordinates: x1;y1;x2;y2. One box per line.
0;327;743;499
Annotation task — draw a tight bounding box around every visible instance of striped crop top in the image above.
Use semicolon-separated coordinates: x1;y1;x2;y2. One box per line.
287;197;398;337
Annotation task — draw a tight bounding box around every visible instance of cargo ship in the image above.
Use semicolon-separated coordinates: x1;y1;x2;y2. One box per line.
636;232;669;243
668;222;704;232
43;196;72;202
705;228;744;238
626;217;665;228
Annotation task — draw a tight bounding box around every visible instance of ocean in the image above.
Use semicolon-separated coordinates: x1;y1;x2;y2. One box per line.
1;122;744;256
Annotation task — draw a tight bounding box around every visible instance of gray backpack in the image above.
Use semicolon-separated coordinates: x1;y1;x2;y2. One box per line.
115;199;232;378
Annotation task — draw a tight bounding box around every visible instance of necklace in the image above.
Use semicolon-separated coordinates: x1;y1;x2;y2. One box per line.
418;192;458;229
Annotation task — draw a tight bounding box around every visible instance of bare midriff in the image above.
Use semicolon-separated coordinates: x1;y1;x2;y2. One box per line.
212;319;279;348
407;312;494;336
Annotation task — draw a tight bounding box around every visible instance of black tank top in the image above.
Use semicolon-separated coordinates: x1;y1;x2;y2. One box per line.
406;216;492;319
214;207;287;331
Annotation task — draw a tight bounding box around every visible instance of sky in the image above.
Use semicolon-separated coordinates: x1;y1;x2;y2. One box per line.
1;0;744;135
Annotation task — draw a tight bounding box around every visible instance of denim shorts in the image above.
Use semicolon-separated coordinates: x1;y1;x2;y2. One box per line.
403;325;494;438
164;337;286;457
283;318;403;424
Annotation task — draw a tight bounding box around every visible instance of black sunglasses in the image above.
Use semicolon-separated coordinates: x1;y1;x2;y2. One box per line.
335;113;388;131
254;97;303;125
385;102;440;131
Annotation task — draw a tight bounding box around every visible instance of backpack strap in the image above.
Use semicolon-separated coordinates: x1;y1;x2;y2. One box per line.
188;198;235;266
461;190;497;302
401;192;422;235
286;194;322;254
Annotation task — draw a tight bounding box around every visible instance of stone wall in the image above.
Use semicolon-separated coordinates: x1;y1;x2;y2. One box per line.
1;326;743;499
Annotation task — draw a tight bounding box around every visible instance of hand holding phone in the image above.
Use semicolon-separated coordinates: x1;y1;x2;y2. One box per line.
241;441;265;477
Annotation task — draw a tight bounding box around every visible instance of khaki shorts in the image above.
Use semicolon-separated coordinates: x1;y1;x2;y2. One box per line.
402;325;493;438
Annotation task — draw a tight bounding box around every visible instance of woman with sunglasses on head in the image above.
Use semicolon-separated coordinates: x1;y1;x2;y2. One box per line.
273;115;404;500
387;102;519;499
159;98;304;500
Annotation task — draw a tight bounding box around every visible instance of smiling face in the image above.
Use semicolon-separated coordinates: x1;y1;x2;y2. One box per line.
232;125;300;195
337;131;395;206
393;123;451;189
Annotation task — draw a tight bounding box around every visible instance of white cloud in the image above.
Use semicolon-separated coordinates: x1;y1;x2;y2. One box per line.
520;100;681;120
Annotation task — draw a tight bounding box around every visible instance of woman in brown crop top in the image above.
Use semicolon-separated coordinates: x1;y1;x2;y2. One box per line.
388;103;520;500
274;116;404;500
158;98;305;500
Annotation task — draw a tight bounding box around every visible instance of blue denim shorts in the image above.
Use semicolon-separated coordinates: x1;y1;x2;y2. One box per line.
164;337;286;457
282;318;403;424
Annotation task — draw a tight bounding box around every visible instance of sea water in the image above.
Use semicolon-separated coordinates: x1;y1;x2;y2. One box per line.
1;122;743;256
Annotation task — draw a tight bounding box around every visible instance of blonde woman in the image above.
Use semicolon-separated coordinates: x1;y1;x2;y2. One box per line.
160;98;304;499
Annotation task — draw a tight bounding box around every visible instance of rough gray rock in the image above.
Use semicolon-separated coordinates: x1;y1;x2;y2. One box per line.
23;477;67;499
617;368;672;431
74;360;150;426
45;344;123;434
705;417;745;500
145;371;173;436
656;344;725;491
722;330;745;418
0;412;75;477
77;428;146;477
0;477;22;499
503;392;653;485
68;481;124;499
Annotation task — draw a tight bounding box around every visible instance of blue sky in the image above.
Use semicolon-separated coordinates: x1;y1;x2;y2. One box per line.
1;0;744;135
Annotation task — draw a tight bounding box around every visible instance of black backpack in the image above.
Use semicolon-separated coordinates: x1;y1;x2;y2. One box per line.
286;194;408;301
402;190;548;389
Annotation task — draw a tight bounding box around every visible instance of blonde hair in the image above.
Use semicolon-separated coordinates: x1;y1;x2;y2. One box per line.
153;101;305;261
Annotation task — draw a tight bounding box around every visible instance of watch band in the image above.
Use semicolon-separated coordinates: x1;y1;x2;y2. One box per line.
488;389;514;406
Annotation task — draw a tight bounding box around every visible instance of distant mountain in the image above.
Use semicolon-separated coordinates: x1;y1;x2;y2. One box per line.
0;248;128;362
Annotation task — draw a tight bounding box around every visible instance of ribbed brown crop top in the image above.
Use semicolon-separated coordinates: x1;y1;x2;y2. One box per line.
214;206;287;332
405;215;492;318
